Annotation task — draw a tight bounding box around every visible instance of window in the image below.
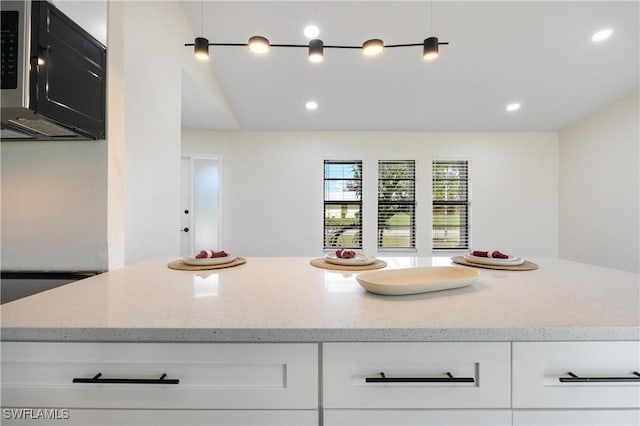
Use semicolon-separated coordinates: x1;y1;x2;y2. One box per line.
432;160;469;250
324;161;362;249
378;160;416;249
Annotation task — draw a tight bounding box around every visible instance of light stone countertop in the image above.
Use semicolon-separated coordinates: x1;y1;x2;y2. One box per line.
1;257;639;342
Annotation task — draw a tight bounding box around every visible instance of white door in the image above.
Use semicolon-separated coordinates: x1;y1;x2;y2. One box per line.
180;156;220;257
180;157;192;256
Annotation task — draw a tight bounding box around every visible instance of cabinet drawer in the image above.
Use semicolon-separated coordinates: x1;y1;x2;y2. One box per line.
324;410;511;425
0;409;318;426
513;341;640;409
1;342;318;410
323;342;510;409
513;409;640;425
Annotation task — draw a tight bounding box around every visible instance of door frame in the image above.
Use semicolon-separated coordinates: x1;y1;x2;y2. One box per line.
180;154;223;257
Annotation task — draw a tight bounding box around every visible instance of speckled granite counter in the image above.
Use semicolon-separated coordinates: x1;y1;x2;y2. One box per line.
1;257;638;342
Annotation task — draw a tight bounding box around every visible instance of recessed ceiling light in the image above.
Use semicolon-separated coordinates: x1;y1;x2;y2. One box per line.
506;102;521;112
592;28;613;42
304;25;319;39
305;100;318;110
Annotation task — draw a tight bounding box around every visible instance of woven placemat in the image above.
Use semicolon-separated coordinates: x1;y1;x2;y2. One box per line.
168;257;246;271
310;258;387;271
451;256;538;271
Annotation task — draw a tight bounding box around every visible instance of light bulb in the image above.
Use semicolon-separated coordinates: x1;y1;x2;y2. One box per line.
423;51;438;61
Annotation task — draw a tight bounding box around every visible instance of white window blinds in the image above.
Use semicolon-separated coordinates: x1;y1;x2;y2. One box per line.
432;160;469;250
378;160;416;249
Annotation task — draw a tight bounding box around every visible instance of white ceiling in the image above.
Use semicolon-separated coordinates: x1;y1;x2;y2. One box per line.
181;1;639;132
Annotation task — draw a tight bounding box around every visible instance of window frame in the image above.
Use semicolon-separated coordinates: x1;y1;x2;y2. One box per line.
323;160;363;250
432;160;470;251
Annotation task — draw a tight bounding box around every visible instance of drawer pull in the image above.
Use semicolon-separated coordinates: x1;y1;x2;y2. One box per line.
365;371;475;383
559;371;640;383
72;372;180;385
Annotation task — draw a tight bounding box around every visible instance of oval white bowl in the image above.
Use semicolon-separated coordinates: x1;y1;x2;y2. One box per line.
356;266;479;296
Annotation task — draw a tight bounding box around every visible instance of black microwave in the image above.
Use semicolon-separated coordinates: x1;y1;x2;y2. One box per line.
1;0;106;141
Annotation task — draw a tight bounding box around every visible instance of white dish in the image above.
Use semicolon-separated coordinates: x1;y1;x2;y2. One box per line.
325;253;377;266
464;254;524;266
356;266;479;296
183;254;237;266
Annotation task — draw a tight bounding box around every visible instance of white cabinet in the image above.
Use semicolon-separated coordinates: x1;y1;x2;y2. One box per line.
512;341;640;426
323;342;511;409
4;340;640;425
1;342;318;425
512;341;640;409
323;342;511;426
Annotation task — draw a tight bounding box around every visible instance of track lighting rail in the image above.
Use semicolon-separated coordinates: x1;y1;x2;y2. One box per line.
185;37;449;63
184;42;449;49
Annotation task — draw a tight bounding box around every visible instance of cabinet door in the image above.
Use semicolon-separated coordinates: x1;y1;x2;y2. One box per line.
0;409;318;426
513;341;640;409
1;342;317;410
513;409;640;425
323;342;511;409
324;410;511;426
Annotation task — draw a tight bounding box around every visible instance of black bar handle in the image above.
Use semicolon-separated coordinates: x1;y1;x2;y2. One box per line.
559;371;640;383
73;372;179;385
365;371;474;383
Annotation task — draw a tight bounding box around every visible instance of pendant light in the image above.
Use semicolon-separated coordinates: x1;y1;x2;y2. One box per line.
308;39;324;63
248;36;270;55
194;37;210;61
192;0;209;61
423;36;439;61
362;39;384;56
185;2;449;63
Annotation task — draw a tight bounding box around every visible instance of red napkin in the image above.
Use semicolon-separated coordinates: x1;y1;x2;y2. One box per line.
195;249;229;259
335;248;356;259
472;250;509;259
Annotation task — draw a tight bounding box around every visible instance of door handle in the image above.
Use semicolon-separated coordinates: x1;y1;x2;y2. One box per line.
180;227;189;232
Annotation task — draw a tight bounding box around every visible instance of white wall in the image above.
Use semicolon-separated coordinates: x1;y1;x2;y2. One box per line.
559;89;640;273
107;1;200;266
1;1;108;272
182;129;559;258
1;141;108;271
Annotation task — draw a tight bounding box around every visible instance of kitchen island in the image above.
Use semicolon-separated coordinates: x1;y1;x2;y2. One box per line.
1;257;639;425
1;256;639;342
